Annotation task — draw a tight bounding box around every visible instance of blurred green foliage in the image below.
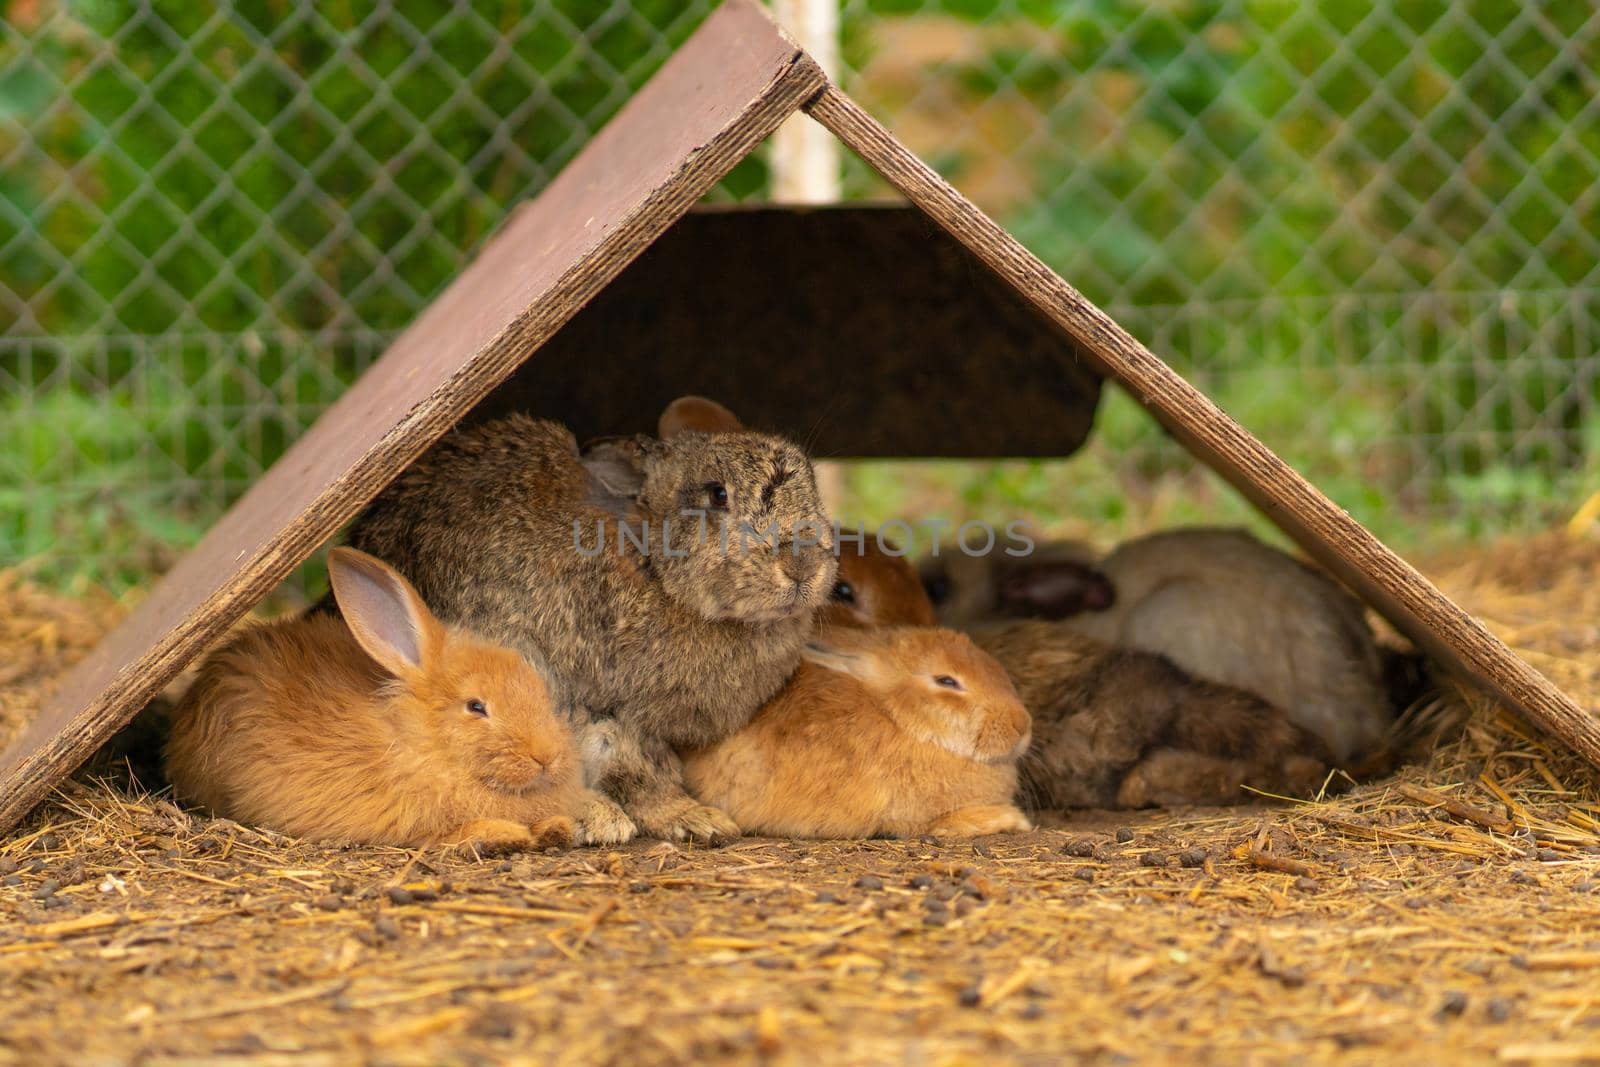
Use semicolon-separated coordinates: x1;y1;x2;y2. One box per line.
1;0;742;587
1;0;746;338
832;0;1600;551
3;0;1598;590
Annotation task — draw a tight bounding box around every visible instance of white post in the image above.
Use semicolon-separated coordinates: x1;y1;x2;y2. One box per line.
770;0;841;203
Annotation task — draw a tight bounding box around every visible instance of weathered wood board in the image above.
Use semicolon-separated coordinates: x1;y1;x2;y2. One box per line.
0;0;826;832
2;0;1593;836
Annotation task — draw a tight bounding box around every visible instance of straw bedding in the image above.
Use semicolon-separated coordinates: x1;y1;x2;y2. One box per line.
2;534;1599;1065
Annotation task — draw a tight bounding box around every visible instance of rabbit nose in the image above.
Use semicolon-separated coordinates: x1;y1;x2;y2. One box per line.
779;553;812;583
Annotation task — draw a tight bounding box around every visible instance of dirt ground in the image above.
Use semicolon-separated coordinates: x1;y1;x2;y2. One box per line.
3;534;1600;1066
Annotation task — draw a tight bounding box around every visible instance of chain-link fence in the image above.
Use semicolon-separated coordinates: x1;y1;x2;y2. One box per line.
4;1;1598;589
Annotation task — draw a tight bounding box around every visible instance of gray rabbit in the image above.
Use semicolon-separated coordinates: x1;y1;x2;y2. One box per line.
339;397;837;843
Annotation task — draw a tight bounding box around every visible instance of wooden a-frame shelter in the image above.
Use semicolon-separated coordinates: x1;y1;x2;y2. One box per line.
3;0;1595;832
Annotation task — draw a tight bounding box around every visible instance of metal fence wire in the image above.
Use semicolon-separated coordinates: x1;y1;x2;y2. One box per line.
3;1;1599;587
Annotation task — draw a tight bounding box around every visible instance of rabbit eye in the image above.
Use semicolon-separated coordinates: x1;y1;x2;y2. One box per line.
933;675;962;691
924;576;950;605
831;580;855;604
465;699;489;718
706;482;729;509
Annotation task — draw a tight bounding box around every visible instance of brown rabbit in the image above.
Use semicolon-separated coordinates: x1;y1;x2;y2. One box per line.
920;528;1393;762
833;536;1330;809
821;533;936;629
974;621;1330;809
682;627;1033;839
339;397;836;843
165;549;590;852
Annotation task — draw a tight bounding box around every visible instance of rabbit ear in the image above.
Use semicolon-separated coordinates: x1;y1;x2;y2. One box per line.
802;637;882;682
581;438;647;500
995;560;1116;619
658;395;744;438
328;548;442;677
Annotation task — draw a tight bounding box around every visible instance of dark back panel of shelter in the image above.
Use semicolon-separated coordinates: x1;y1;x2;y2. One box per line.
473;205;1102;457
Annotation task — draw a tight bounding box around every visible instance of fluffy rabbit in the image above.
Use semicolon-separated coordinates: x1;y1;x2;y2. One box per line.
682;627;1033;839
821;533;936;629
920;527;1394;762
975;621;1330;809
833;536;1330;809
921;546;1114;626
339;397;836;843
165;548;586;852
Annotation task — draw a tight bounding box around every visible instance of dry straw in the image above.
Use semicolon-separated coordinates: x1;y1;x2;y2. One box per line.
3;533;1600;1064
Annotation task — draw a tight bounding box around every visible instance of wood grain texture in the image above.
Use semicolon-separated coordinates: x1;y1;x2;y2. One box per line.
0;0;826;833
806;83;1600;767
470;203;1102;457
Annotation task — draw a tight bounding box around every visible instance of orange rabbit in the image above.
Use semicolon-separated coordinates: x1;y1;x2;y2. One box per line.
821;534;937;630
682;626;1033;839
165;548;607;852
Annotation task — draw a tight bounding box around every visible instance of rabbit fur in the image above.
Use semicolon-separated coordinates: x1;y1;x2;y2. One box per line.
337;397;836;842
921;527;1394;762
682;626;1033;839
832;538;1331;808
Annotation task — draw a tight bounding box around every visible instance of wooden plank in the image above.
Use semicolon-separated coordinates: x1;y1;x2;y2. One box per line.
806;83;1600;768
0;0;826;833
471;204;1102;457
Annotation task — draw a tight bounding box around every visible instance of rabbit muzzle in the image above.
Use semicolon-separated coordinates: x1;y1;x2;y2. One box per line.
719;555;835;623
986;727;1034;767
971;716;1032;766
785;551;838;607
478;749;559;795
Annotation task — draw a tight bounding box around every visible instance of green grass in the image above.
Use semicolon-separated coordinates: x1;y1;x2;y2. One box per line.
0;390;205;591
829;371;1597;559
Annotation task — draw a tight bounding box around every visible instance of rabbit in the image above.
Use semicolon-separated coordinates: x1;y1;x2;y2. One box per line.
919;527;1396;763
164;548;592;853
829;535;1331;809
920;544;1114;627
820;532;936;630
974;621;1331;809
681;626;1033;839
337;396;837;843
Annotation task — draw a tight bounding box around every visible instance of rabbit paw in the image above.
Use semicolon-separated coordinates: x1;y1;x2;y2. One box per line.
635;799;741;845
1113;765;1160;809
576;791;638;846
927;805;1033;838
528;815;576;850
444;819;536;857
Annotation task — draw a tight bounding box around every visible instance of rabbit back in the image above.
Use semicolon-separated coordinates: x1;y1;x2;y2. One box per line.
974;620;1328;809
167;616;426;842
